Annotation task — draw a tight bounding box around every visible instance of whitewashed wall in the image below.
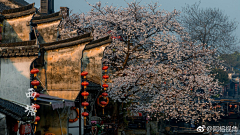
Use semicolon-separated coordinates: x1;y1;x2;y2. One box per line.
0;56;37;105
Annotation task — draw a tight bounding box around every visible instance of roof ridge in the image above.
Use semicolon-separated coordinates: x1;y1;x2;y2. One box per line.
40;33;92;48
9;0;29;7
85;35;112;50
1;3;34;14
86;36;110;46
32;11;61;20
0;40;36;47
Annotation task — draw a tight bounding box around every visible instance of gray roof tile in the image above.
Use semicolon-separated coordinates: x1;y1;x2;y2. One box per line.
0;2;11;13
9;0;29;6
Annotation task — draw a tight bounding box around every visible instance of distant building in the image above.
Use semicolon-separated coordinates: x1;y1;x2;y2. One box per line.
224;74;240;98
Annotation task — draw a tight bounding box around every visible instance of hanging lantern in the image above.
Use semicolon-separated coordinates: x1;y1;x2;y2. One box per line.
229;104;232;108
12;122;18;132
103;75;109;81
32;104;40;110
102;83;108;91
82;112;89;126
31;80;40;86
102;66;108;72
32;92;40;98
102;84;108;88
30;68;39;74
235;105;237;108
81;101;89;109
81;81;89;89
101;101;107;106
82;112;89;117
81;91;89;99
81;71;88;79
35;116;40;122
34;116;40;133
102;92;108;99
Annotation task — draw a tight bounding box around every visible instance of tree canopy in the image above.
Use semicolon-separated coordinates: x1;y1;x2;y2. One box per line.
180;1;239;54
61;1;222;122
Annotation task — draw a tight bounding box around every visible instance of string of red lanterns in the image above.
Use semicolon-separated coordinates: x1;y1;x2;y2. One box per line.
30;68;40;133
101;65;109;115
81;71;89;126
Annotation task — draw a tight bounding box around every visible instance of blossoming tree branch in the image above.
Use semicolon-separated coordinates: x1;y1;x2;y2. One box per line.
60;1;223;122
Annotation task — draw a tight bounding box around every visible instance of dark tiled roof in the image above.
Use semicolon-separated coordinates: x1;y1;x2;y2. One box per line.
85;36;112;50
0;40;36;47
40;33;93;50
0;97;33;121
1;3;36;19
0;2;11;13
9;0;29;6
32;12;62;24
31;94;75;110
0;40;39;58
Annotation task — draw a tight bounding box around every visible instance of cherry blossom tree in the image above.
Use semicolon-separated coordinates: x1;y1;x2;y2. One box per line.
60;1;223;122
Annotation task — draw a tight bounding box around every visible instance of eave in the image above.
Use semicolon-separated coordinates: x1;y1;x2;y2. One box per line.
1;3;36;19
40;33;93;50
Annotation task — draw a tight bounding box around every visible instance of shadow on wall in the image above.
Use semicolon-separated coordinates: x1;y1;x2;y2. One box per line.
36;104;70;135
2;21;22;43
36;21;60;44
0;57;37;105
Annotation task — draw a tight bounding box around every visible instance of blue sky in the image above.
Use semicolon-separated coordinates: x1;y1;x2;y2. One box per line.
26;0;240;46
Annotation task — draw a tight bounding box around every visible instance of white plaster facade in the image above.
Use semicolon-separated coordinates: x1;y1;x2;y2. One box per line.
0;56;37;105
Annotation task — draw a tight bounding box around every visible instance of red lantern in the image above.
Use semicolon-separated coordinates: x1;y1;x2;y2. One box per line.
235;105;237;108
35;116;40;122
81;71;88;76
103;75;109;79
81;101;89;109
102;92;108;97
31;80;40;86
139;113;142;116
102;92;108;99
30;68;39;74
32;92;40;98
81;91;89;99
81;81;89;86
101;101;107;106
102;66;108;70
12;122;18;132
229;104;232;108
102;84;108;88
82;112;89;117
32;104;40;110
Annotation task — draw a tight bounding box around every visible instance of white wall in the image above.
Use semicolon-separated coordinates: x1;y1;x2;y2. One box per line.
0;56;37;105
